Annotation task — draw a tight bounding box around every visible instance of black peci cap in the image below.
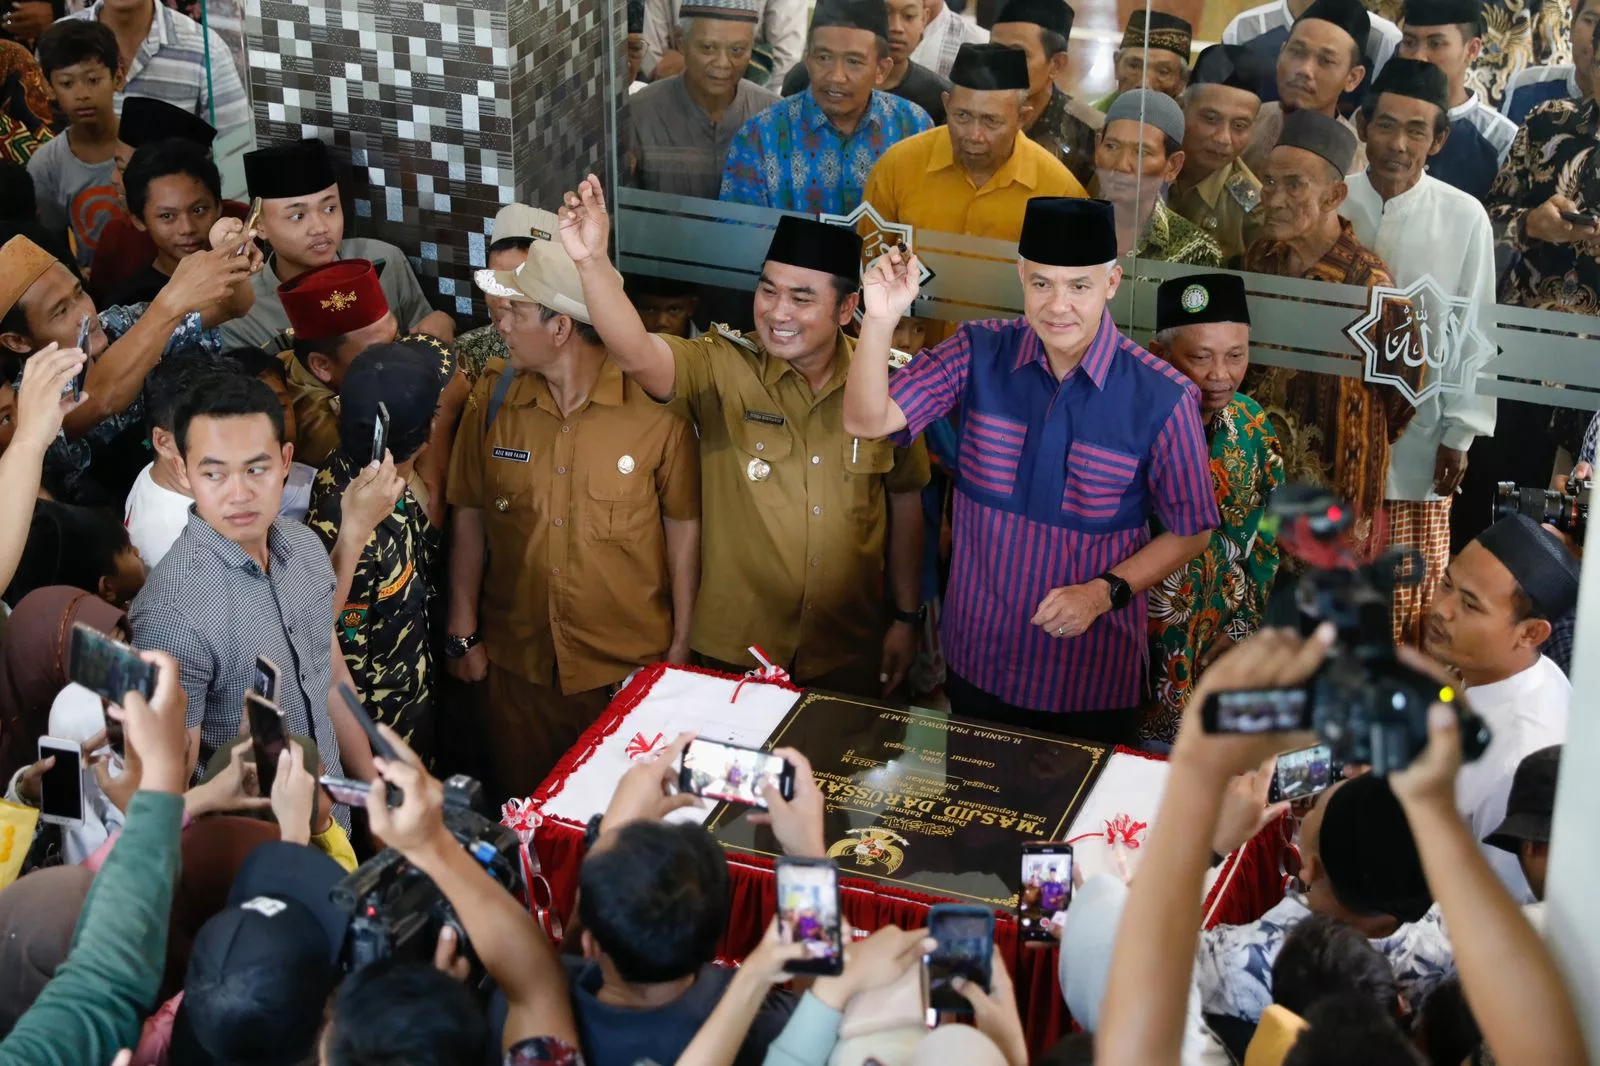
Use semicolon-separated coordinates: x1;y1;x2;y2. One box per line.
765;215;864;282
244;138;338;200
1017;197;1118;266
1155;273;1251;332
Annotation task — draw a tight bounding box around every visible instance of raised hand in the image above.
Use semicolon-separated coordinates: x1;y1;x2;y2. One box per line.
157;243;256;316
13;342;87;451
338;451;406;545
861;244;921;323
558;174;611;265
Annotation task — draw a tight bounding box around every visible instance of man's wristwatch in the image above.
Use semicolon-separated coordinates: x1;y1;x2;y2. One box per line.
1096;572;1133;611
892;604;927;626
444;632;481;659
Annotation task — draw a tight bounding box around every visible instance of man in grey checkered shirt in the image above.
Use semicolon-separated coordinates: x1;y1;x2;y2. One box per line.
129;374;387;796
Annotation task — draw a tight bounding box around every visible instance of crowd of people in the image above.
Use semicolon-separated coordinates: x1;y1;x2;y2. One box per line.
0;0;1593;1061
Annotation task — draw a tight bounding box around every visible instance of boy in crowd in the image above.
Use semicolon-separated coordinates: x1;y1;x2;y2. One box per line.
108;138;225;306
27;20;124;272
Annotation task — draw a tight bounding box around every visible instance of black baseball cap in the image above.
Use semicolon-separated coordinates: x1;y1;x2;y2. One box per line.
1485;745;1562;853
169;842;349;1066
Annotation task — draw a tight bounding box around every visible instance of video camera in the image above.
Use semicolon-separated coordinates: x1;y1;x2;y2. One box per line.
1494;479;1588;541
1200;485;1491;776
330;774;522;976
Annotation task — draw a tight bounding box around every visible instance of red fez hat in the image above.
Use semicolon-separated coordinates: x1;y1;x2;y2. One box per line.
277;259;389;343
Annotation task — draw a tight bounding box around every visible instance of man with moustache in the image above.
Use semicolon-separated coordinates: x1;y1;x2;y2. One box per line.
626;0;779;199
782;0;952;124
1093;89;1224;265
1093;10;1193;111
862;42;1085;243
1342;58;1496;645
561;176;931;700
842;198;1218;739
1170;44;1267;264
1240;0;1371;177
1423;515;1575;901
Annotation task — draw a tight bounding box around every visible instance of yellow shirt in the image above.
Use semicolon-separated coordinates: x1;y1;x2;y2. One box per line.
861;126;1087;242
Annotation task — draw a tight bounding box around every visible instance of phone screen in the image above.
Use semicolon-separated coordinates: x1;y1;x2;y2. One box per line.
319;775;370;807
1018;844;1073;940
1204;687;1311;734
38;742;84;824
254;656;279;703
247;693;288;797
69;624;157;706
371;400;390;464
926;907;994;1013
679;739;790;809
1271;744;1335;803
776;860;843;974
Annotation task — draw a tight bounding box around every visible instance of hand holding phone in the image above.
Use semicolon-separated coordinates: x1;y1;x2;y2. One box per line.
924;904;996;1015
775;858;844;975
60;315;91;399
69;624;158;706
678;738;794;809
338;683;398;762
1560;209;1598;228
246;692;288;797
371;400;390;465
236;197;262;255
1268;744;1337;803
1017;843;1073;941
37;736;85;827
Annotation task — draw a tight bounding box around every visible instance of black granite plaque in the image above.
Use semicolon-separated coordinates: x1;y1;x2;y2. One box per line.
707;693;1112;907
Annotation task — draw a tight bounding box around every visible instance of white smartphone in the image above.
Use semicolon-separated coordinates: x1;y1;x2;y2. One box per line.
37;736;85;827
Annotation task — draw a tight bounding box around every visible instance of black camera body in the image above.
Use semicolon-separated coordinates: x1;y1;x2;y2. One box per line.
1494;479;1588;540
331;775;522;975
1246;486;1492;775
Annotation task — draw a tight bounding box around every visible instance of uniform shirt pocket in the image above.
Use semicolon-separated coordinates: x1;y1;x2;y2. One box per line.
843;435;895;519
1063;441;1140;521
960;410;1027;497
585;467;655;542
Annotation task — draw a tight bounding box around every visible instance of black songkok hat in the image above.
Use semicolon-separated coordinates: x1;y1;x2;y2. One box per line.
244;138;338;201
1276;108;1358;174
1155;273;1251;332
1120;9;1192;59
1018;197;1117;266
1475;514;1581;618
950;43;1031;91
1191;43;1269;94
1319;775;1433;924
1402;0;1485;34
118;96;217;151
765;216;863;282
993;0;1075;37
1368;57;1452;116
809;0;890;42
1295;0;1372;56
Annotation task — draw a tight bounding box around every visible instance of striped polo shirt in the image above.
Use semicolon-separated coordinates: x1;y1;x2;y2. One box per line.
66;1;250;138
890;311;1218;713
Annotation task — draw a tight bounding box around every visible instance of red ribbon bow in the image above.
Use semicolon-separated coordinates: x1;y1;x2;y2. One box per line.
1104;813;1148;849
731;644;792;702
626;731;666;761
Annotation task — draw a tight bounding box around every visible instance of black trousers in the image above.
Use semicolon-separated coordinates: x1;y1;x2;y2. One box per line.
944;670;1143;746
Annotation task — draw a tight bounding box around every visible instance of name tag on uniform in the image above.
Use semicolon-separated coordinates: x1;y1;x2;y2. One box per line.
744;410;786;427
492;447;531;463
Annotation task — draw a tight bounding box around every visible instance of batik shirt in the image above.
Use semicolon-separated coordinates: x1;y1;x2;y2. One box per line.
1146;394;1284;742
1026;84;1103;188
21;304;220;503
1488;98;1600;315
305;450;440;756
454;323;509;387
719;89;932;214
1468;0;1571;110
1132;198;1227;268
1197;894;1455;1023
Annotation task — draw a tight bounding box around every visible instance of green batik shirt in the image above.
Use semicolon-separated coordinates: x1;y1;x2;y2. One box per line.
454;323;509;388
1134;198;1227;268
1146;394;1284;743
306;450;439;754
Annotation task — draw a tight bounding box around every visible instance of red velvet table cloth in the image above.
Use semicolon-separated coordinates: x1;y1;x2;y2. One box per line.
525;664;1289;1060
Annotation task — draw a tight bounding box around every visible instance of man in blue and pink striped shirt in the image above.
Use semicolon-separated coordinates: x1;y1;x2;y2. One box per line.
844;197;1218;741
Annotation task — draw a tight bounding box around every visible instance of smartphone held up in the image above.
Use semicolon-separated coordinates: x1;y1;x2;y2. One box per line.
678;738;793;809
68;623;157;707
1017;842;1072;941
924;903;995;1018
36;736;85;827
775;857;844;975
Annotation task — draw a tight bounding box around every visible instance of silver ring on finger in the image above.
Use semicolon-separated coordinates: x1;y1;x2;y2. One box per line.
1056;626;1066;637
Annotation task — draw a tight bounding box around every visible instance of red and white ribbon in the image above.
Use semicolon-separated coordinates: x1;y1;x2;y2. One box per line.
500;797;545;911
625;731;666;761
731;644;792;702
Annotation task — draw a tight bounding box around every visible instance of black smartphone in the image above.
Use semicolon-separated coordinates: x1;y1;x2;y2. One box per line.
678;738;793;809
319;775;370;807
775;858;844;974
1560;209;1598;227
371;400;390;464
1017;842;1073;941
68;623;157;705
338;682;398;762
1201;686;1311;734
626;0;644;34
925;903;995;1016
1269;744;1337;804
37;736;84;827
254;655;280;703
246;692;288;798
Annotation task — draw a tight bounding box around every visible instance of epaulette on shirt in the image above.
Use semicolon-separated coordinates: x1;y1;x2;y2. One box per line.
1226;173;1260;212
712;323;759;352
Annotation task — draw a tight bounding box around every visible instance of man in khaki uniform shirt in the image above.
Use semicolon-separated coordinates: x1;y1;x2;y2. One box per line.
1172;45;1268;264
560;180;931;698
445;211;702;800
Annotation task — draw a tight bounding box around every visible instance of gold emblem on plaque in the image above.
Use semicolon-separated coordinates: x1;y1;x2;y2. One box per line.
828;827;909;875
747;458;771;482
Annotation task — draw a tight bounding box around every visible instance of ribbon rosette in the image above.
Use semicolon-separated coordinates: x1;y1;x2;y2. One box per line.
1104;812;1149;849
626;731;666;762
730;644;792;702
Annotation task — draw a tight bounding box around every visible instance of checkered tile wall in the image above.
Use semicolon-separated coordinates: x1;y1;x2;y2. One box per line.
245;0;624;321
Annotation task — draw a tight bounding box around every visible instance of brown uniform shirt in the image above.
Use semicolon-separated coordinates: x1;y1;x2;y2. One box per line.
1169;158;1264;265
447;357;701;692
660;328;932;678
280;350;340;467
